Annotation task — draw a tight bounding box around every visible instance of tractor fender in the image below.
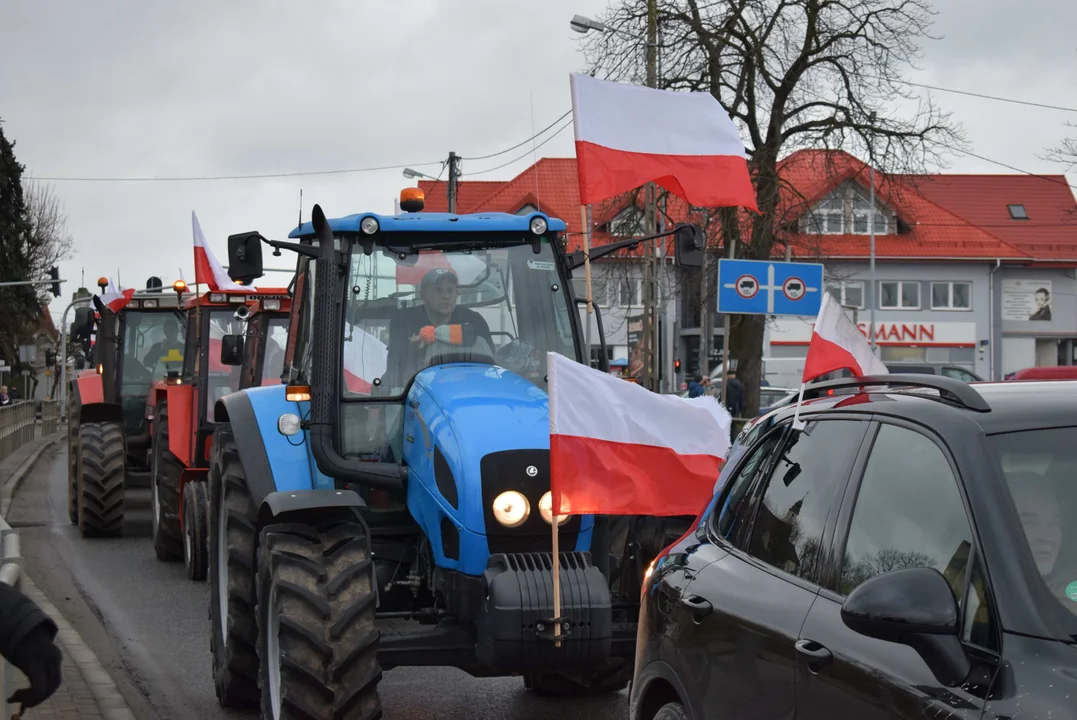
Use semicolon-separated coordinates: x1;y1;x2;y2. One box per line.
165;383;195;467
71;374;124;426
213;385;327;509
256;488;367;528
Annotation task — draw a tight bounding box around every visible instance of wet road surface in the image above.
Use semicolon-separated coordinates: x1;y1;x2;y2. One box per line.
12;444;631;719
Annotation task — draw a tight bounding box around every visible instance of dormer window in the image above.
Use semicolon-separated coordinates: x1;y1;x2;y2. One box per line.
608;207;645;237
800;185;890;235
1007;204;1028;220
516;204;538;215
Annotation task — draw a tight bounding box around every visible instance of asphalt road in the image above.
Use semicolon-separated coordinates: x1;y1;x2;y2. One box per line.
12;445;631;720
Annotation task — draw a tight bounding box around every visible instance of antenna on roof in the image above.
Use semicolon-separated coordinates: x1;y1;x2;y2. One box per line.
530;89;541;211
298;189;303;228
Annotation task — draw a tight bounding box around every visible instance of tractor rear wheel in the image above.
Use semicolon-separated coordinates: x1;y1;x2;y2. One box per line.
76;421;126;537
152;401;184;561
183;480;208;582
208;429;260;709
257;519;382;720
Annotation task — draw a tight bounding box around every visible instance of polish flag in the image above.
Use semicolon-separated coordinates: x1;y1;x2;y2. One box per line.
548;352;732;517
802;293;888;382
193;211;245;291
99;280;135;312
395;252;486;286
342;327;388;395
570;73;757;211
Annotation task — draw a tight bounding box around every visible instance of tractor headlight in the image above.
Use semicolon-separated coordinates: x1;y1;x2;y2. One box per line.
277;413;301;436
529;216;548;235
360;217;379;235
264;299;281;311
142;299;158;308
492;491;530;528
209;293;227;303
538;491;568;526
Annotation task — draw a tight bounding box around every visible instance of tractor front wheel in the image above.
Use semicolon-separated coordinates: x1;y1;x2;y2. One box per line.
76;421;126;537
208;428;260;709
152;401;184;561
257;519;382;720
183;480;208;582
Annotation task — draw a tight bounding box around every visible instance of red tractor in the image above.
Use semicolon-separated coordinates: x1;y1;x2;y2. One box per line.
67;277;191;537
150;286;291;580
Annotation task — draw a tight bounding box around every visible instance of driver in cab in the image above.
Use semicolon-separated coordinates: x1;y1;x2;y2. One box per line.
385;267;493;387
143;318;184;374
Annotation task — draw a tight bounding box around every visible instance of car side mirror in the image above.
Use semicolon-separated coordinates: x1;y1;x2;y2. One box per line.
841;567;970;687
673;223;705;269
220;335;245;366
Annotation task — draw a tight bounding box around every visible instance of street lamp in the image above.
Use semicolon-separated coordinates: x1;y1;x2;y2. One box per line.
867;111;878;355
570;14;608;34
402;168;435;180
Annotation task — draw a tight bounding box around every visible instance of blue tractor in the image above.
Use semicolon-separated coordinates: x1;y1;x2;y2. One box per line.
206;188;705;718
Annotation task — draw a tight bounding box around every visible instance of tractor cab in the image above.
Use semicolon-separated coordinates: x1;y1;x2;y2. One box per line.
218;294;292;390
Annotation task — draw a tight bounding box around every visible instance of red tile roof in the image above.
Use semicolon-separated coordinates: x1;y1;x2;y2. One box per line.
416;150;1077;263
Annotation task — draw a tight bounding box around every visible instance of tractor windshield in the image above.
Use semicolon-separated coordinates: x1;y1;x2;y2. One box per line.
261;316;288;384
342;235;577;397
121;310;186;433
206;309;247;412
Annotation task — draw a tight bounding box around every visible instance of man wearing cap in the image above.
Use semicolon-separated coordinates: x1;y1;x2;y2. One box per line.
385;267;494;388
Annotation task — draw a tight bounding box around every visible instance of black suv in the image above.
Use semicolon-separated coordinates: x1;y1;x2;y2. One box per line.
631;375;1077;720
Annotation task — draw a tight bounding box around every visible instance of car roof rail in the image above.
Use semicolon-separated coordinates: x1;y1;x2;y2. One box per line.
802;373;991;413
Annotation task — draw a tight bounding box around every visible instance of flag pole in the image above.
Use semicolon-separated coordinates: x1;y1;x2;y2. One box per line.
551;512;562;648
792;382;806;430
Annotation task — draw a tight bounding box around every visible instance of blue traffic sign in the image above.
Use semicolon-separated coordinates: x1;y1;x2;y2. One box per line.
716;259;824;317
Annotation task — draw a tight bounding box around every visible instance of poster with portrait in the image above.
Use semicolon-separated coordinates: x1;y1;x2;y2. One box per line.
626;314;645;381
1002;279;1052;322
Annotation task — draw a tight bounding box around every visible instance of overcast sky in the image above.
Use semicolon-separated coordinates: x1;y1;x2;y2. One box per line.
1;0;1075;325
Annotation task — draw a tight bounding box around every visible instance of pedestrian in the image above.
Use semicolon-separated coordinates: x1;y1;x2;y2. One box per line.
724;371;744;418
0;386;11;406
0;581;63;711
704;376;721;400
687;374;704;398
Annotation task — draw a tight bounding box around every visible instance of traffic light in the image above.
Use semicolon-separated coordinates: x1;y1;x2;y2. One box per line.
45;350;56;368
674;358;682;374
48;266;61;297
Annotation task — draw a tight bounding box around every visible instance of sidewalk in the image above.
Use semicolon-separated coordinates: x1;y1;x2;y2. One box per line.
0;433;135;720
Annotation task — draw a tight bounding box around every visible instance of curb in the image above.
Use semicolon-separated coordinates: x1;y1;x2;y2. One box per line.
3;433;136;719
22;577;136;720
0;434;62;517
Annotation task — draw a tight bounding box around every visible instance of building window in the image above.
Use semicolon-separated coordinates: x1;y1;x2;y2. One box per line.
1007;204;1028;220
879;281;920;310
618;277;642;306
805;196;844;234
851;192;888;235
931;282;971;310
590;276;610;308
802;189;890;236
516;204;538;215
608;207;645;237
826;280;864;309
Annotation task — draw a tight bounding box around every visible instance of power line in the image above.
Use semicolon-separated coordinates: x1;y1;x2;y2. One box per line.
29;160;446;183
461;109;573;161
931;140;1077;191
465;120;574;177
891;77;1077;114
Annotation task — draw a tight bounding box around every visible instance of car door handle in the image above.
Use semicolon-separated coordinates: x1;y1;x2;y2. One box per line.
680;594;713;619
795;639;833;669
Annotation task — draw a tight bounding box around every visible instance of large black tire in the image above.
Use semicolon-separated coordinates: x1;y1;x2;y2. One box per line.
76;421;126;537
523;662;631;697
152;401;184;561
208;428;260;709
257;519;382;720
183;480;208;582
651;702;688;720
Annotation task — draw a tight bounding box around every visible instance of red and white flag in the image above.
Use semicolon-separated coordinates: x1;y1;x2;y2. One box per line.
193;211;245;291
802;292;888;383
99;279;134;312
395;251;486;286
570;73;757;211
342;327;388;395
548;352;732;517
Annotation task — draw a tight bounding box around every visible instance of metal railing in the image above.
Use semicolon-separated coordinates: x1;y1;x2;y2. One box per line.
0;401;60;463
0;511;22;718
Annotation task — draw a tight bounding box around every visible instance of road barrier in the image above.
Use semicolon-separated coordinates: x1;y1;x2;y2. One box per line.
0;509;22;718
0;401;60;463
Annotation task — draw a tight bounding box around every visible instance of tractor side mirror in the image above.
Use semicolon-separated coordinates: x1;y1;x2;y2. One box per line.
673;223;705;269
227;231;265;285
220;334;245;366
71;307;94;341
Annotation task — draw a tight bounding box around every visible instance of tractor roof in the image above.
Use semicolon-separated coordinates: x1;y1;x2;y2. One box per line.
287;210;567;239
184;287;291;310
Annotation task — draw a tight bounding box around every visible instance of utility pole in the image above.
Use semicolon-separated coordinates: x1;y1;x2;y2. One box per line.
447;151;461;213
640;0;660;393
698;210;710;378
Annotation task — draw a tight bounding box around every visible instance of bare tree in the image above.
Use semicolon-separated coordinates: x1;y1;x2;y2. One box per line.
1043;122;1077;170
579;0;965;413
23;180;75;301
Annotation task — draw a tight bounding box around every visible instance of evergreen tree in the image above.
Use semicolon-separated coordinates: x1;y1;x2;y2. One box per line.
0;121;40;365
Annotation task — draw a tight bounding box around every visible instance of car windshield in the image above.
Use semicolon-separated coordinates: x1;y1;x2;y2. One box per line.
989;426;1077;616
342;235;577;396
261;316;288;384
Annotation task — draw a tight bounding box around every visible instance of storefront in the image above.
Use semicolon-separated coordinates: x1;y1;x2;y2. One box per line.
998;273;1077;376
768;317;984;375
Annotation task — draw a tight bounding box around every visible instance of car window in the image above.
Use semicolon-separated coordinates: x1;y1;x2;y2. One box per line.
714;427;785;545
962;553;998;651
839;423;973;604
941;366;979;383
746;420;867;583
988;426;1077;618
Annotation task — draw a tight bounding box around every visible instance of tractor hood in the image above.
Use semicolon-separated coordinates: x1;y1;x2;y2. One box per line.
403;363;556;537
